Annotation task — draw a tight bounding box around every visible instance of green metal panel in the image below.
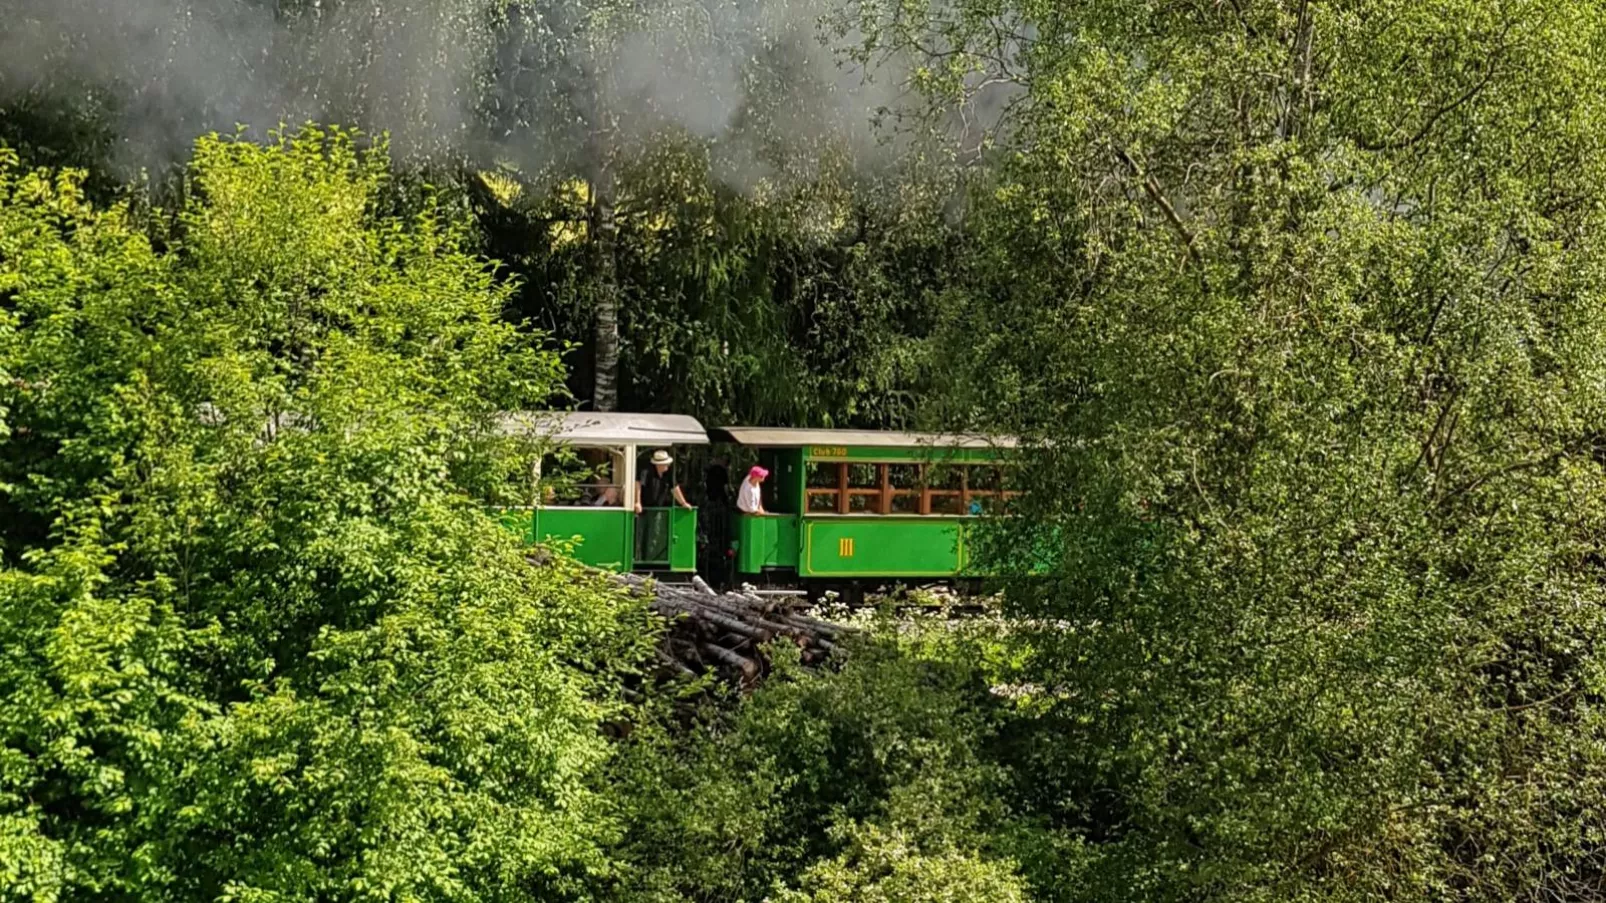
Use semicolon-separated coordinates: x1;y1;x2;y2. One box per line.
670;508;698;572
533;507;633;571
959;519;1057;577
636;507;698;572
803;445;1009;464
735;514;801;573
800;516;968;578
635;508;671;568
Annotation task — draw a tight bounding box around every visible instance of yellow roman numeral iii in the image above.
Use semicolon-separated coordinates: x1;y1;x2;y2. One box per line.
838;537;855;557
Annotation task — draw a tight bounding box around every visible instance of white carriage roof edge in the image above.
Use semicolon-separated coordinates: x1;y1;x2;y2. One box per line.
497;411;710;446
711;427;1019;449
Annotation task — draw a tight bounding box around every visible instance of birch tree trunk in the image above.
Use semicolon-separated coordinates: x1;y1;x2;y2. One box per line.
588;112;621;412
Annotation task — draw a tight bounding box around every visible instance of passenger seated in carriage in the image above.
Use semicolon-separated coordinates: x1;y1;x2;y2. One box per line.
580;448;623;506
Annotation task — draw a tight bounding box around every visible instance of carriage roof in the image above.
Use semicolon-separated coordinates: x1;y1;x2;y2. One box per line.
710;427;1018;450
498;411;710;446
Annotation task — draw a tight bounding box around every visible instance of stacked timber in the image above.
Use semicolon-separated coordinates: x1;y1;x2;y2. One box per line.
614;573;851;685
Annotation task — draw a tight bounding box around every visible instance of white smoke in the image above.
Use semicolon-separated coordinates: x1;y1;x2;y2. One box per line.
0;0;936;191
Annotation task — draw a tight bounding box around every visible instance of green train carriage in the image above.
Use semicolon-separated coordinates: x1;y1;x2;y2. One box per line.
500;412;1021;594
498;411;708;574
713;427;1020;587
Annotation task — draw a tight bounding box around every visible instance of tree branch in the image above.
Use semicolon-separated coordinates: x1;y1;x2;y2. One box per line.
1115;146;1204;268
1226;0;1258;39
1440;451;1565;504
1356;20;1513;152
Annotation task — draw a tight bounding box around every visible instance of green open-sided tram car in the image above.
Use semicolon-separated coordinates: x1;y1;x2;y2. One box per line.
500;412;1019;588
498;411;708;573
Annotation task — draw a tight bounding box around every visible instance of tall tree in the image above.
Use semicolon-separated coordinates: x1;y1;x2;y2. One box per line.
0;128;652;901
861;0;1606;898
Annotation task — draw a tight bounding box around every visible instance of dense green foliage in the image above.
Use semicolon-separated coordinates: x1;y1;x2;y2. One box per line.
8;0;1606;901
608;621;1041;903
606;0;1606;899
2;0;959;426
0;130;652;900
900;0;1606;899
485;153;955;427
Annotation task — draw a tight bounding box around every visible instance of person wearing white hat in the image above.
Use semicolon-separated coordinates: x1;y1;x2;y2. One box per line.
635;449;692;514
636;448;692;564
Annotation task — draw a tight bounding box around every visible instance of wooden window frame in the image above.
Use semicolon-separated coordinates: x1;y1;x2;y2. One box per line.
885;463;921;515
843;462;885;514
804;462;845;512
800;460;1022;516
962;463;1024;514
917;463;965;515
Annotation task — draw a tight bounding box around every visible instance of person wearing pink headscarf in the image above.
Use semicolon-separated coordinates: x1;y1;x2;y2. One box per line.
737;465;769;515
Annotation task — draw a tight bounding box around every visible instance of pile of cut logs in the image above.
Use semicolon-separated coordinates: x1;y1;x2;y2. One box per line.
614;573;851;685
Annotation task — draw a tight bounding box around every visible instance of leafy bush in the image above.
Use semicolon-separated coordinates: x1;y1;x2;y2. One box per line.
606;619;1062;903
0;129;653;901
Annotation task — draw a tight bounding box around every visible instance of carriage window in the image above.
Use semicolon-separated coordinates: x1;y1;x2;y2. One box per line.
806;462;843;513
976;494;1012;514
963;465;1019;514
800;457;1017;516
581;448;625;507
846;463;883;512
537;453;586;505
890;492;922;514
806;462;839;488
537;448;624;507
924;462;964;515
887;464;921;514
968;466;1003;493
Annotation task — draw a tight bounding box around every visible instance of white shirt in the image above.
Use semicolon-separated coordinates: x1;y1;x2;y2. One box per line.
737;479;763;514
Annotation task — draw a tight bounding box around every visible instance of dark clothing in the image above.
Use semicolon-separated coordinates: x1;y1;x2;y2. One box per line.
640;465;676;508
638;464;678;566
704;463;732;508
638;510;669;564
700;463;734;588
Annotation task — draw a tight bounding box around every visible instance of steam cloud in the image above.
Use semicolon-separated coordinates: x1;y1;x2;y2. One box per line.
0;0;923;189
